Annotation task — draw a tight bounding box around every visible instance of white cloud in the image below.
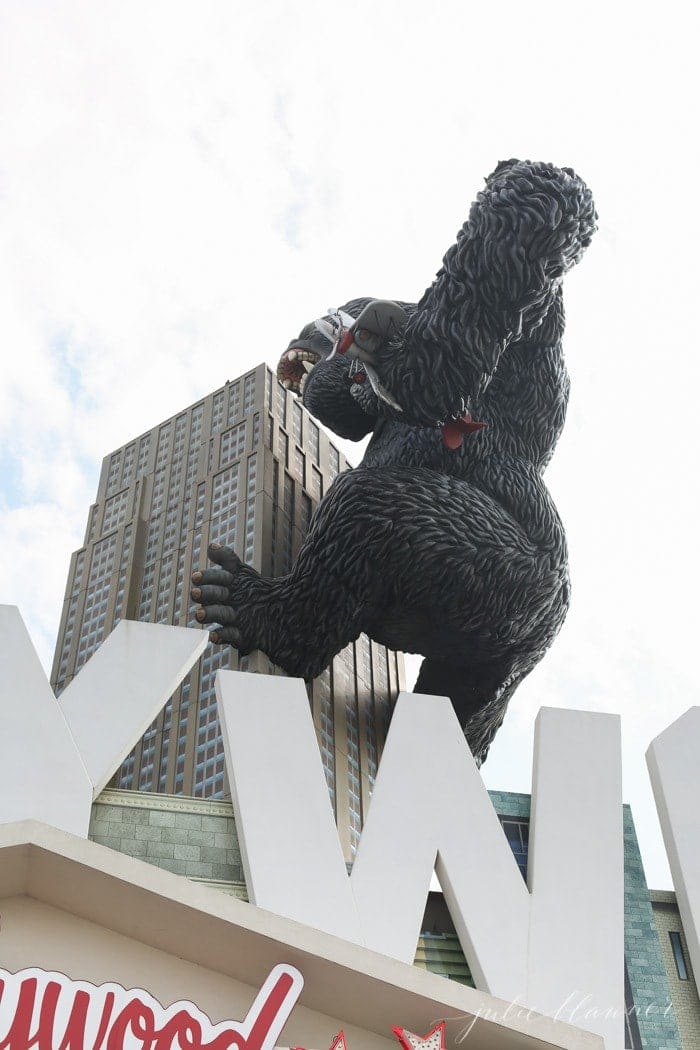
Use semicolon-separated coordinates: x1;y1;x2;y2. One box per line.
1;0;699;888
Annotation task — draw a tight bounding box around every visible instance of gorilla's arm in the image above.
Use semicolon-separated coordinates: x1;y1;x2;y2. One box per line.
373;160;596;427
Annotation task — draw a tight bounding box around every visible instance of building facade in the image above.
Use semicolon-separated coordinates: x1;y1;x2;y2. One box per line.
650;891;700;1048
51;363;404;858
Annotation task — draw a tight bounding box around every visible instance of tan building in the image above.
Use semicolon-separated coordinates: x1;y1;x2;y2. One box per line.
50;364;404;859
650;890;700;1048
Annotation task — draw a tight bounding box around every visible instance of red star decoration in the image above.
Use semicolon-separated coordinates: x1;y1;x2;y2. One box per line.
392;1021;447;1049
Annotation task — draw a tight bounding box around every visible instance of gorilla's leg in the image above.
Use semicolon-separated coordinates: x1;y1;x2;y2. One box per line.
192;465;568;694
192;538;365;682
414;657;526;766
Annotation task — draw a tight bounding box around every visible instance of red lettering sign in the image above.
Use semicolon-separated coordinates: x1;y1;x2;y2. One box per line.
0;967;303;1050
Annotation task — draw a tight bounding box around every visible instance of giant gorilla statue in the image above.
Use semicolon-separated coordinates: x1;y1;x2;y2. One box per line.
191;159;597;764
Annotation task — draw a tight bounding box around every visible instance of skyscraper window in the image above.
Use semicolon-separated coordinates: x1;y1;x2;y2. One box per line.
102;489;130;534
309;420;320;464
106;450;122;496
136;433;151;476
155;422;172;468
121;443;136;488
499;818;529;881
243;373;256;414
228;381;241;424
670;931;689;980
292;401;303;445
329;445;340;481
212;390;225;433
220;422;246;468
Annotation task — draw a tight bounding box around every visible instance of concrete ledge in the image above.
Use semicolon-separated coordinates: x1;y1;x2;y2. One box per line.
95;788;234;817
650;889;678;906
0;821;601;1050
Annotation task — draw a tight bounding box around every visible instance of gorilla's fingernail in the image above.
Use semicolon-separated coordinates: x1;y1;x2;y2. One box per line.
210;632;219;644
191;588;201;600
192;571;202;583
210;543;222;551
196;609;206;623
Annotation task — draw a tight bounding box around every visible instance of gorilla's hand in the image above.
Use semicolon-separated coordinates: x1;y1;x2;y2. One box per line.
191;544;268;653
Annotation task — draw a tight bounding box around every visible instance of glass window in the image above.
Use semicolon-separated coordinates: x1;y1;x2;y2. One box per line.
102;488;130;534
190;403;204;445
294;446;305;483
150;467;167;517
300;492;312;537
212;389;225;433
228;381;241;423
121;444;136;487
499;817;529;881
106;450;122;496
274;379;287;425
88;504;99;542
670;931;689;980
220;422;247;468
246;454;257;499
210;466;239;549
270;460;279;572
310;466;323;501
136;434;151;476
244;500;256;565
155;423;172;468
244;373;256;414
309;421;319;464
292;401;303;445
329;445;340;481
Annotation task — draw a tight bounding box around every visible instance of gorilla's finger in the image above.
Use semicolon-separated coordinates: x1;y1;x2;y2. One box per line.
210;626;244;648
208;543;242;575
192;584;232;605
195;604;239;625
192;568;236;588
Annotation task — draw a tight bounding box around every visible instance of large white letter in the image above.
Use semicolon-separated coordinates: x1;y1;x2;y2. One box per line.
216;671;623;1049
350;692;529;998
527;708;623;1039
0;605;207;836
647;707;700;985
217;670;361;944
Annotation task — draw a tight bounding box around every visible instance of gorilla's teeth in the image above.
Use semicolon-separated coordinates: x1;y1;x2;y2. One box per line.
300;373;308;394
287;350;298;361
302;360;315;374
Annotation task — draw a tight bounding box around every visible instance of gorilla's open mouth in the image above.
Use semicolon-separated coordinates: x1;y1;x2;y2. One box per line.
276;348;322;395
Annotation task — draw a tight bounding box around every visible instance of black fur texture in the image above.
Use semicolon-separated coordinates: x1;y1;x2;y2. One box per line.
192;160;597;764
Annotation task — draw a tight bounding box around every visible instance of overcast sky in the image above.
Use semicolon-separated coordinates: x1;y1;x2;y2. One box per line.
1;2;698;889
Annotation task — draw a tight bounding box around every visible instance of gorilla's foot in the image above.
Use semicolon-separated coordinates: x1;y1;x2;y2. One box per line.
414;656;527;766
